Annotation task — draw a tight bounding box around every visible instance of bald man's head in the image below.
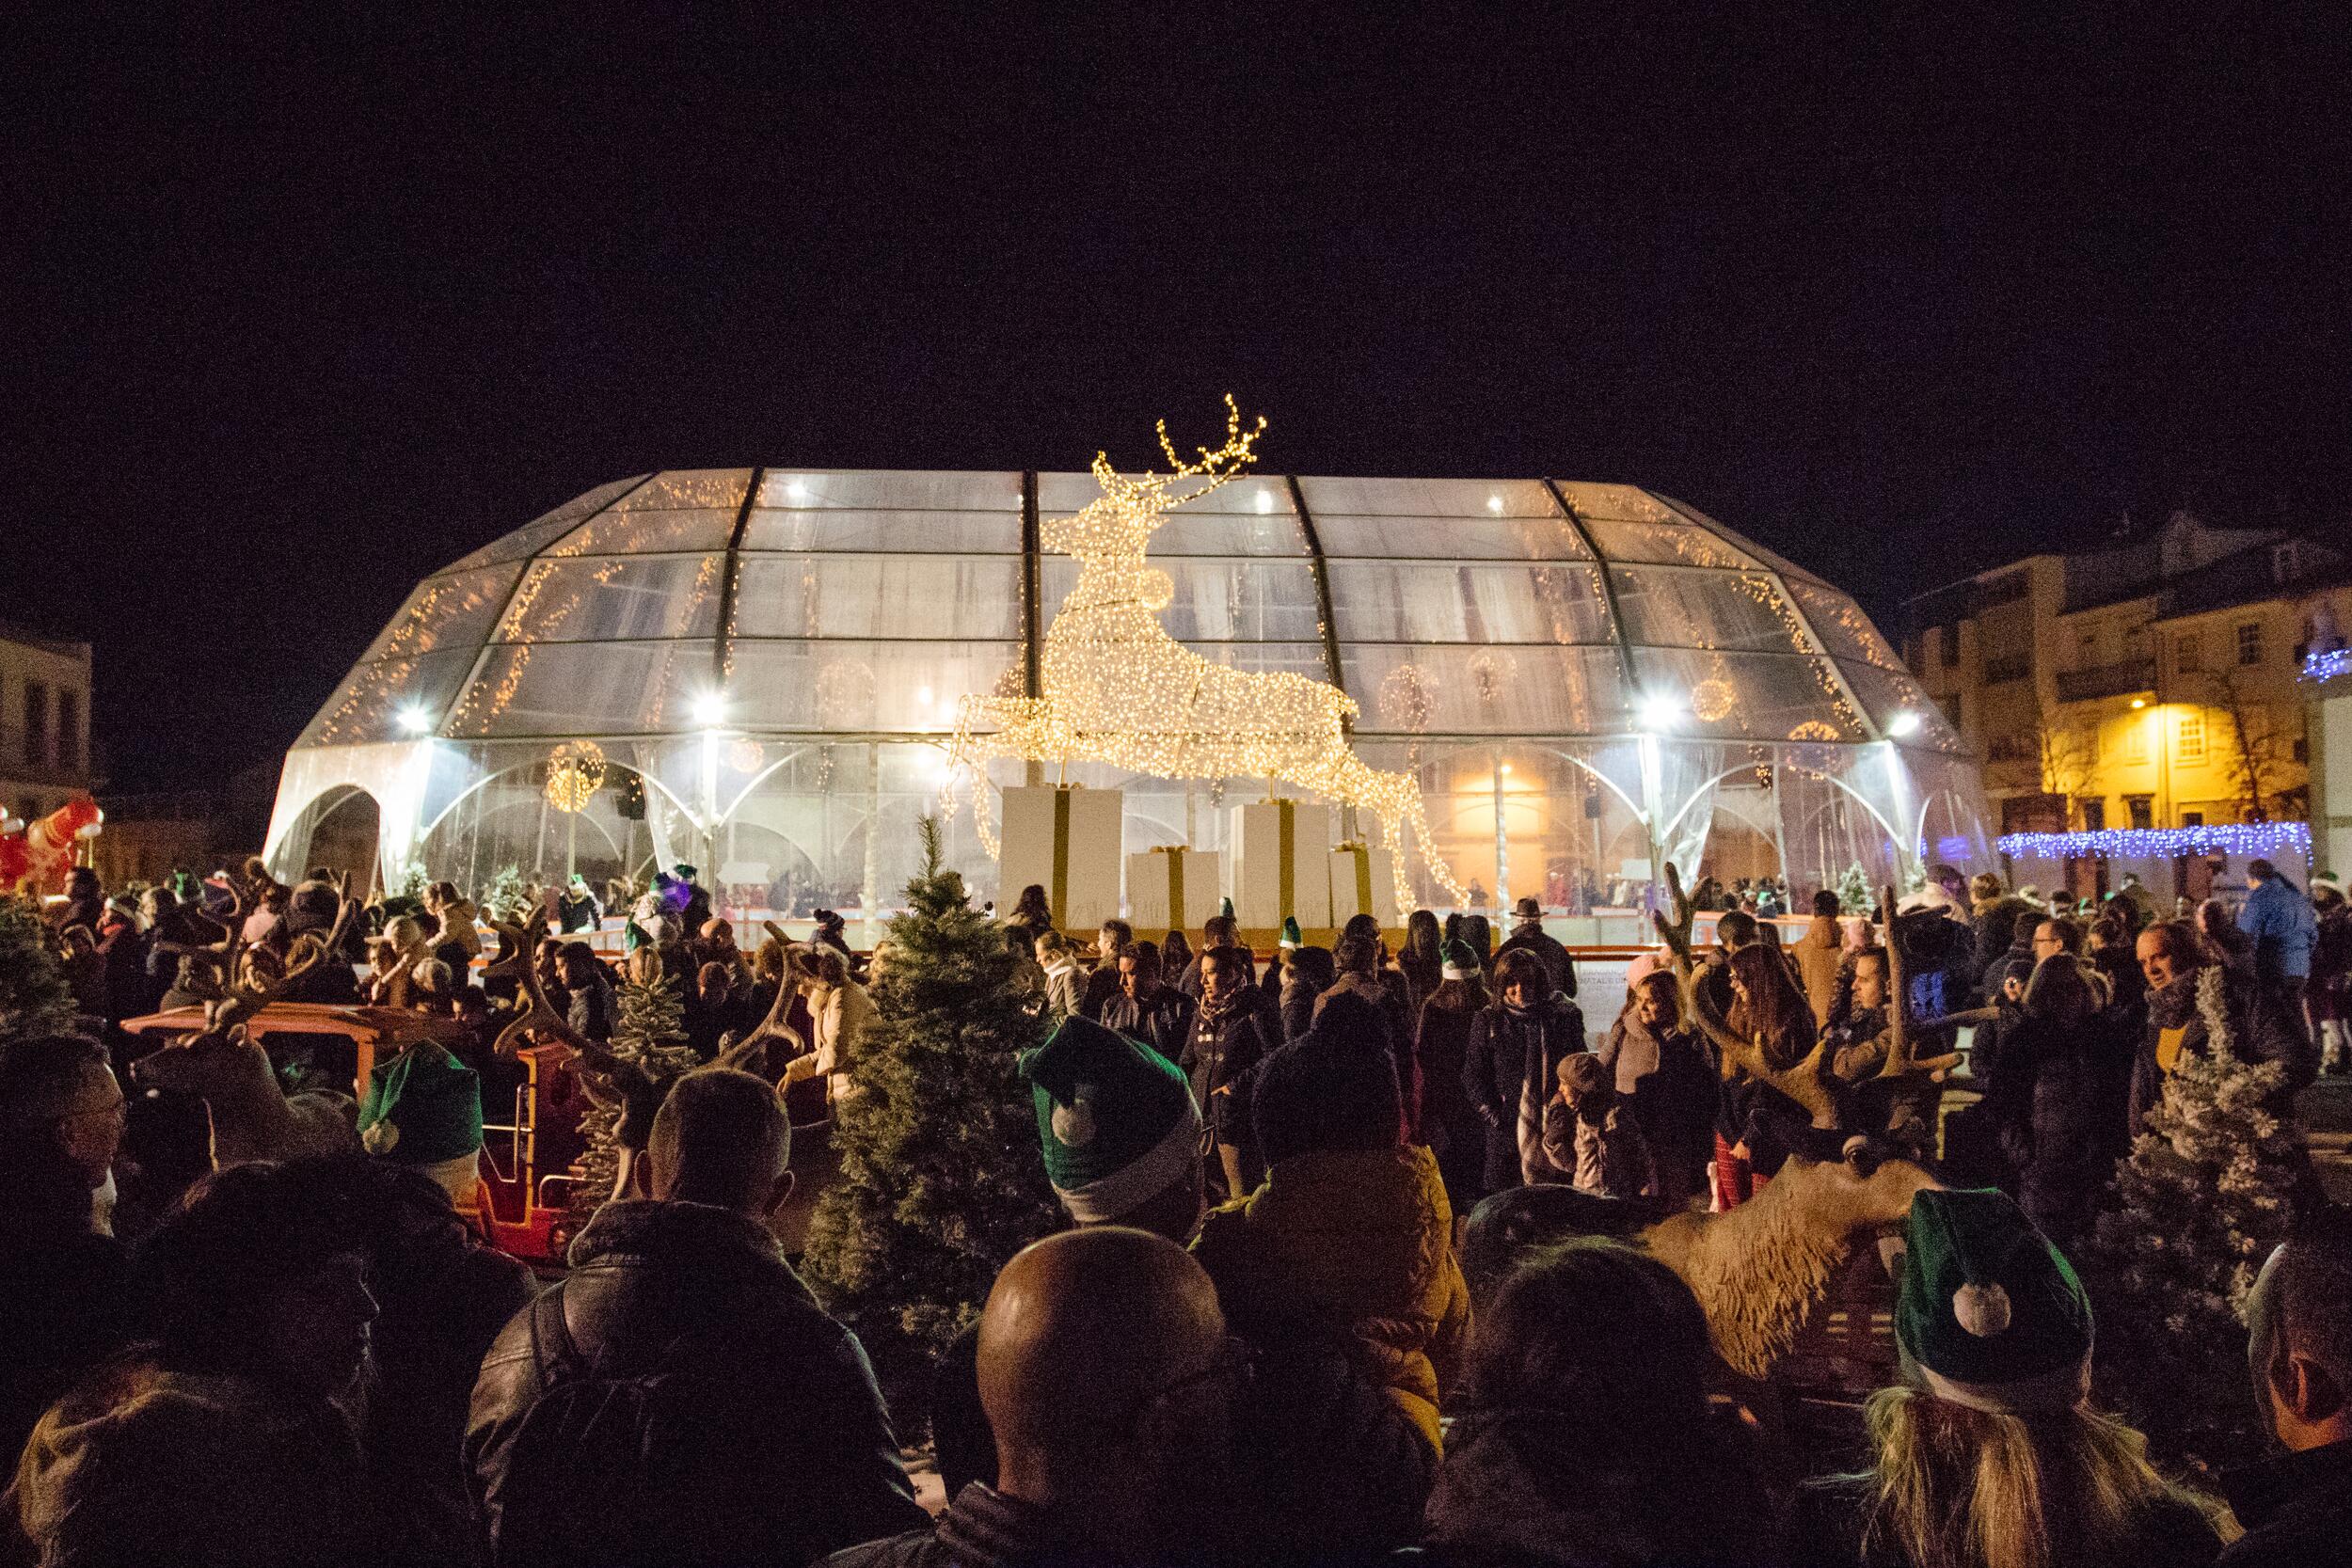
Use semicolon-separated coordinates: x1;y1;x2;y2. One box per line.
977;1227;1231;1502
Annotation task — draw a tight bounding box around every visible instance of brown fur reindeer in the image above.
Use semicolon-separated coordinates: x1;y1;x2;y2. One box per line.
1463;866;1955;1380
130;878;365;1169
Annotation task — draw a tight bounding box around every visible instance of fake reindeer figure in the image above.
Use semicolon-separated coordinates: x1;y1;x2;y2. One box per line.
947;399;1468;911
1463;866;1956;1380
130;878;366;1168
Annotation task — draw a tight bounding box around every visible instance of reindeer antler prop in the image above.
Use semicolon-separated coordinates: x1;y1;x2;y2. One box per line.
489;909;599;1059
711;924;810;1077
1652;863;1843;1129
185;877;360;1043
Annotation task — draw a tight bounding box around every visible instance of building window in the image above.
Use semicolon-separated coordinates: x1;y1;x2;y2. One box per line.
2177;711;2206;764
2183;810;2204;828
2124;715;2148;764
2126;795;2154;831
1939;626;1959;669
2081;799;2106;831
2236;622;2263;666
2176;631;2201;673
55;689;79;773
23;681;48;768
1985;654;2032;685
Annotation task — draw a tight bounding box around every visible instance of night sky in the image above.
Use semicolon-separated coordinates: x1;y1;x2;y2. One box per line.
8;8;2348;789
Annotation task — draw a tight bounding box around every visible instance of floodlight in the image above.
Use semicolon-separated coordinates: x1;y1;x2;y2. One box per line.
1885;709;1924;738
397;705;434;736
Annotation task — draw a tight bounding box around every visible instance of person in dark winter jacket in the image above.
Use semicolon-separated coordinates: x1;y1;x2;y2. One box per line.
553;942;616;1043
1181;945;1274;1199
1495;895;1576;998
1278;943;1336;1043
1461;948;1588;1193
1969;873;2040;1000
2221;1209;2352;1568
311;1157;534;1567
9;1161;383;1568
1536;1053;1654;1198
2130;921;2315;1134
1077;919;1134;1022
466;1069;925;1568
1984;955;2114;1249
1416;940;1494;1214
820;1228;1239;1568
1317;930;1421;1133
1422;1238;1779;1568
0;1037;134;1465
1397;908;1445;1013
1595;969;1714;1210
1097;940;1196;1061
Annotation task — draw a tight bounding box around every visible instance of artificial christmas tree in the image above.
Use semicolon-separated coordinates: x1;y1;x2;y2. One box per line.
0;895;76;1040
2081;963;2306;1469
802;818;1060;1419
563;946;701;1234
1834;861;1874;915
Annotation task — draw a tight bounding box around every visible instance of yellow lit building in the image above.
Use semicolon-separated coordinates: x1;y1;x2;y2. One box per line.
1905;512;2348;838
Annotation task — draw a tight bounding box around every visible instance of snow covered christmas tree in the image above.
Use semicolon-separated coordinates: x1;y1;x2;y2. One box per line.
2082;963;2306;1469
802;817;1060;1419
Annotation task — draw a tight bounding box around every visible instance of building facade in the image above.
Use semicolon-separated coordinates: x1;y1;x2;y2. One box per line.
0;623;94;828
1905;512;2349;840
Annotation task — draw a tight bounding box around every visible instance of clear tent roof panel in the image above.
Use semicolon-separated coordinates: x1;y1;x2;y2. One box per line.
299;467;1938;755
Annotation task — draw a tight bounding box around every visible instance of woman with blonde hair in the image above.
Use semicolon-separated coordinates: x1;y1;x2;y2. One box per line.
780;943;875;1107
1799;1188;2226;1568
366;914;434;1006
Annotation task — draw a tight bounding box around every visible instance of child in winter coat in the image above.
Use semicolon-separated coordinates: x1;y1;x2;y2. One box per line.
1538;1052;1655;1199
1191;994;1469;1456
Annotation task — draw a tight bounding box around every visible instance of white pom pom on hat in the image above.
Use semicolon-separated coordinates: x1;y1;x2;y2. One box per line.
1953;1280;2012;1338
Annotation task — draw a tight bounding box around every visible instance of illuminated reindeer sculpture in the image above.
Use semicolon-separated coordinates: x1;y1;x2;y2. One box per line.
1463;866;1958;1379
131;877;365;1168
947;399;1467;912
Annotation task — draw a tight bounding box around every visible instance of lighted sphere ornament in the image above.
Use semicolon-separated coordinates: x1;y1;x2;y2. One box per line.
1690;679;1737;724
1784;721;1841;776
544;741;607;814
727;737;766;774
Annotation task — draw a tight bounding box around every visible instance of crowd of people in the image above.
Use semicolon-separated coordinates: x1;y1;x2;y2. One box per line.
2;850;2348;1566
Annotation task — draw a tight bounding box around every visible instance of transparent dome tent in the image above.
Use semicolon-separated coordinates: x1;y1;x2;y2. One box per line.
265;468;1989;931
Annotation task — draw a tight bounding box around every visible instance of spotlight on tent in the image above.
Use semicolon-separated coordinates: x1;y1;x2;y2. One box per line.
691;690;729;727
1636;690;1684;731
397;705;434;736
1886;709;1924;738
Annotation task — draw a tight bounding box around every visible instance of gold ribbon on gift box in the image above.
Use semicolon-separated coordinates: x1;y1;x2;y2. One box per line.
1275;799;1295;922
1051;786;1073;925
1336;840;1374;918
1149;844;1189;929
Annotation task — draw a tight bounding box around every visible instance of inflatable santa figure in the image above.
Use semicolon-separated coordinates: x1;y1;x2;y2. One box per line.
0;797;103;895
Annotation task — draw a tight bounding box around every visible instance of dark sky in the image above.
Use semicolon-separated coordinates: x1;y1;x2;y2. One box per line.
8;7;2349;788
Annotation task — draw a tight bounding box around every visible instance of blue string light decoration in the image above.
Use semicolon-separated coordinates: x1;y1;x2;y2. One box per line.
2302;646;2351;684
1995;821;2312;861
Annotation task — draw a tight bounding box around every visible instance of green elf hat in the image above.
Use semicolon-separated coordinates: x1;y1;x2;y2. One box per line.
1896;1187;2092;1415
1020;1015;1201;1224
1219;896;1235;921
1278;916;1304;950
1439;938;1482;980
358;1042;485;1168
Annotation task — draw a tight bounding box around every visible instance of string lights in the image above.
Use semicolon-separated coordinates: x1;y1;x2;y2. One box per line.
1995;821;2312;862
946;397;1469;911
2303;647;2351;684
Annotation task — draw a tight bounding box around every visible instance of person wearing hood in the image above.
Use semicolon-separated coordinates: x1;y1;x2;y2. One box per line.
9;1161;383;1568
1190;1010;1469;1456
1793;887;1848;1029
